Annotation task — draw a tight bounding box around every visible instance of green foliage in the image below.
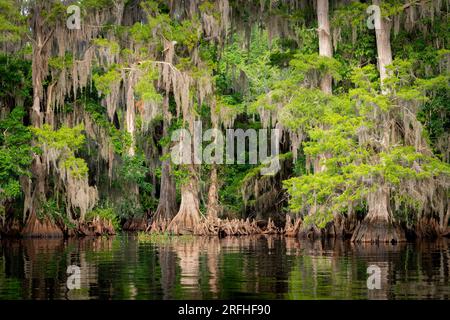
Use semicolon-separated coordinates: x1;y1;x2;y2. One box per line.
84;99;132;155
121;154;152;193
93;67;121;95
290;53;343;83
0;54;32;103
93;38;120;54
217;30;284;101
48;53;73;70
32;124;89;178
37;197;75;229
0;107;33;202
86;206;120;231
135;63;162;103
0;0;26;42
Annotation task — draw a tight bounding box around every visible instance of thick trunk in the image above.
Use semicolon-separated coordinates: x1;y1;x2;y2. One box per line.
24;4;52;233
352;186;405;243
152;98;177;229
21;210;63;238
167;172;201;235
299;0;333;238
317;0;332;94
373;0;393;88
206;166;220;219
152;157;177;224
352;1;400;243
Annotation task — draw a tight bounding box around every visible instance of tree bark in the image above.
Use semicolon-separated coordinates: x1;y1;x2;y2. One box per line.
373;0;393;89
152;97;177;227
352;186;405;243
23;3;55;235
153;156;178;223
352;2;404;243
167;170;201;235
299;0;334;239
317;0;333;94
206;165;220;219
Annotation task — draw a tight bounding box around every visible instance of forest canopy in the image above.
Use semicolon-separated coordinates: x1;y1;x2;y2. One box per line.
0;0;448;242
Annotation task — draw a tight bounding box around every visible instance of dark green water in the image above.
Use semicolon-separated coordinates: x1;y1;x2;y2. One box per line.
0;233;449;299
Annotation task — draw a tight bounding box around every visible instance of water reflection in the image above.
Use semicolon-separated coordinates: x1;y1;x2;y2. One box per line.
0;234;449;300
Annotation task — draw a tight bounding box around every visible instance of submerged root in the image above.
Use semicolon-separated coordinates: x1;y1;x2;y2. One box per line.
166;207;201;235
351;217;406;243
193;217;263;237
21;211;64;238
75;217;116;237
0;218;22;237
123;217;148;231
146;218;170;233
284;215;302;237
298;224;322;240
414;217;441;240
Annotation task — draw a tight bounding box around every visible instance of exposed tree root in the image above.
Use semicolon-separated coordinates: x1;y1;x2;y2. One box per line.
123;217;148;231
73;217;116;237
263;218;280;234
414;217;441;240
321;215;345;239
298;224;322;240
284;215;302;237
193;217;263;237
0;218;22;237
351;217;406;243
21;211;63;238
146;218;170;233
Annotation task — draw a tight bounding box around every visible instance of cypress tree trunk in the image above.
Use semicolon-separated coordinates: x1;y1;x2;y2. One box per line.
373;0;392;90
29;5;48;210
352;1;405;243
299;0;333;239
351;186;405;243
167;167;201;235
22;3;61;237
153;157;177;223
152;97;177;228
317;0;332;94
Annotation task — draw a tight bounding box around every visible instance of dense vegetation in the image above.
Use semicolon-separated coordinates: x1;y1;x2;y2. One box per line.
0;0;448;242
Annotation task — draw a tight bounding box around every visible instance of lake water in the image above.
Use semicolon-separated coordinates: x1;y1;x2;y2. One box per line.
0;233;449;300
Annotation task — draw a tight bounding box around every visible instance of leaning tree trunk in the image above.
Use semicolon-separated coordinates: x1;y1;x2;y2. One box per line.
352;186;405;243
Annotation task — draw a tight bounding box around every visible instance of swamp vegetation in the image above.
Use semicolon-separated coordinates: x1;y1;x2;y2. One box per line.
0;0;449;243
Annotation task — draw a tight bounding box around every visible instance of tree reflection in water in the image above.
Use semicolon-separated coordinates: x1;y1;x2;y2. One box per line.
0;234;449;299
